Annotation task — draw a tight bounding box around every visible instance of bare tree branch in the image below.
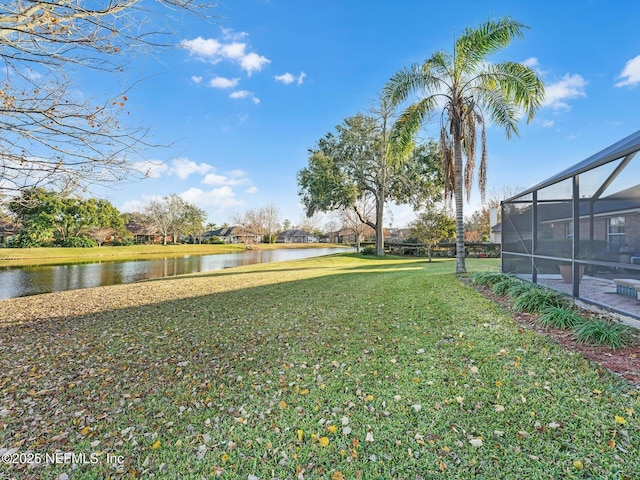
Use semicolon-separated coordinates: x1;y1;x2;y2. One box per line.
0;0;217;196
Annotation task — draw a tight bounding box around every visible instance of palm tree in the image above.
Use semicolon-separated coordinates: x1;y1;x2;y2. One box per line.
384;17;544;273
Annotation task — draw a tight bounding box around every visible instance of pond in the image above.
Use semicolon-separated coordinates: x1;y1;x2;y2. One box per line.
0;247;354;300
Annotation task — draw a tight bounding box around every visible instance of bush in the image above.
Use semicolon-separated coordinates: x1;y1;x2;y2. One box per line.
111;238;135;246
512;287;569;313
361;246;376;255
491;277;519;296
470;272;511;287
59;236;97;248
507;280;536;298
539;306;584;329
573;318;635;350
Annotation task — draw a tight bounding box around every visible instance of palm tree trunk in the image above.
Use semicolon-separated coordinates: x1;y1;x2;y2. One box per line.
453;137;467;274
375;186;385;256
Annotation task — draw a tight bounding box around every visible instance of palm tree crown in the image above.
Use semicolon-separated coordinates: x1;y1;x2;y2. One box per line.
384;16;545;273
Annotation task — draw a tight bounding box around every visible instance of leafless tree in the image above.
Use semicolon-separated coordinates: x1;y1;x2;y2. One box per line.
234;205;281;243
86;226;116;247
298;211;323;235
0;1;216;196
260;204;281;243
336;194;375;252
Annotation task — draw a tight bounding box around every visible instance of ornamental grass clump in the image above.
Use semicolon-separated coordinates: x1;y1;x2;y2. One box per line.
539;306;585;329
492;277;519;296
470;271;511;287
507;280;536;298
512;286;569;313
573;318;635;350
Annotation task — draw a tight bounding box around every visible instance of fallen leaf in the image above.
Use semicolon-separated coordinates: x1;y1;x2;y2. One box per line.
469;438;483;447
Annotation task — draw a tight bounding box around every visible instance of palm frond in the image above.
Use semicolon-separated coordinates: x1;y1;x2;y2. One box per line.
456;17;528;74
474;85;520;139
487;61;545;122
389;96;435;162
439;126;455;198
383;63;424;108
478;116;487;202
462;106;477;202
472;62;544;130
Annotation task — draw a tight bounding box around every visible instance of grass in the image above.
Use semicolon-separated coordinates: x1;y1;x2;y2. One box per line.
539;306;585;329
0;254;638;479
574;318;636;350
512;286;570;313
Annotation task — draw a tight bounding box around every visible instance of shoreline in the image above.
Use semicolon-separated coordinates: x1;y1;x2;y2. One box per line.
0;242;348;267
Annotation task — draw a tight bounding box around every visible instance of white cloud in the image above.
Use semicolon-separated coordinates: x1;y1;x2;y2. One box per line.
522;57;539;68
180;186;245;209
191;75;203;84
240;52;271;76
209;76;240;89
220;42;247;60
542;73;587;110
541;119;555;128
615;54;640;88
202;169;250;187
181;32;270;76
120;194;164;214
275;73;295;84
275;71;306;85
202;173;245;186
221;27;248;42
170;158;213;180
131;160;169;179
229;90;260;104
181;37;223;60
230;90;250;99
245;186;259;194
120;200;148;213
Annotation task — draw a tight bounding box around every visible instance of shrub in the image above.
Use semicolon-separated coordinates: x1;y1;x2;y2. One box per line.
470;272;511;287
573;318;635;350
539;306;584;329
492;277;518;296
111;238;135;246
507;280;536;298
59;236;97;248
361;246;376;255
512;287;569;313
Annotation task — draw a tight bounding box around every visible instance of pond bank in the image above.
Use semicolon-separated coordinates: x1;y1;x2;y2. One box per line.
0;245;353;299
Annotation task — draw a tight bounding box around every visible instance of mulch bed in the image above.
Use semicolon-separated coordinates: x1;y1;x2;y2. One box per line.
465;279;640;389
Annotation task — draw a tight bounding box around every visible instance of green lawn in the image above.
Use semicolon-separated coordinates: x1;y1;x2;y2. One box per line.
0;254;637;479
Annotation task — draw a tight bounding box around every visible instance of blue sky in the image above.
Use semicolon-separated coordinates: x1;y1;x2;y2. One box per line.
96;0;640;228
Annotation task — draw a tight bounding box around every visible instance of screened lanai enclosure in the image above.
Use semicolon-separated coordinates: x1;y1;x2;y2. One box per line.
501;129;640;319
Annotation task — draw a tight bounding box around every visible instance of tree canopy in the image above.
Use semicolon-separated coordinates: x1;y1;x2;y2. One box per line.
8;188;123;247
298;109;443;255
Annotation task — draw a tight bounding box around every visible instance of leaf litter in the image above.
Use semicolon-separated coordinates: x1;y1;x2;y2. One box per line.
0;255;637;478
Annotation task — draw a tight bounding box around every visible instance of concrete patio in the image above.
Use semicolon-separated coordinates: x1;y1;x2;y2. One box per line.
519;274;640;330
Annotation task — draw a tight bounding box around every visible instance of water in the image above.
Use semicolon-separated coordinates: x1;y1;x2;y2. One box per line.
0;247;353;300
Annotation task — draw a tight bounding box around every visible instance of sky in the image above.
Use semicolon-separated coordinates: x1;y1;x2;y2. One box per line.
89;0;640;229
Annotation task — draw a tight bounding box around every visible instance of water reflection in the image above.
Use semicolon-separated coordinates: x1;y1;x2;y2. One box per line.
0;247;352;300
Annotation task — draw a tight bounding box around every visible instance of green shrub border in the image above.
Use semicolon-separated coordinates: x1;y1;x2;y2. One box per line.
470;271;637;350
